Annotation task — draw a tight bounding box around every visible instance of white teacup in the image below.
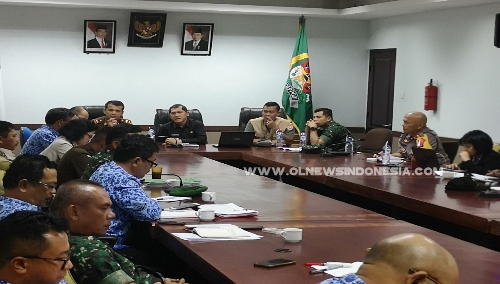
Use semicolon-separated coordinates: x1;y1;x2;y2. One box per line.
166;178;181;187
280;228;302;243
196;209;215;221
202;192;216;202
441;171;455;179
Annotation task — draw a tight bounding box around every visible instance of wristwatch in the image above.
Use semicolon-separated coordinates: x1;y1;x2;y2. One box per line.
310;127;317;131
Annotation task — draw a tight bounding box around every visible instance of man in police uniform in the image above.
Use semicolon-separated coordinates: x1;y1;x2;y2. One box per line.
305;108;350;151
92;100;132;127
244;101;294;146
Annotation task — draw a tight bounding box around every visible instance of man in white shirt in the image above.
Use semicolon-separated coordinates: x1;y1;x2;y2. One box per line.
87;25;112;48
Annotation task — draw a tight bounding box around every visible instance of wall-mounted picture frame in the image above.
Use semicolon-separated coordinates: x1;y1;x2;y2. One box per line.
181;23;214;56
127;12;167;48
84;20;116;54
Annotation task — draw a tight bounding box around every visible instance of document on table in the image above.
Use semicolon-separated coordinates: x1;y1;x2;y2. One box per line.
160;210;198;219
173;224;262;241
278;147;302;152
198;203;258;218
312;262;362;277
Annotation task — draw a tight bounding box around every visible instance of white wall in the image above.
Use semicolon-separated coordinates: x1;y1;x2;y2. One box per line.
0;6;369;126
369;3;500;140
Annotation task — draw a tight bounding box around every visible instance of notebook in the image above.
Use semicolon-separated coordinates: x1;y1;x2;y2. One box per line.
213;132;255;148
411;147;440;169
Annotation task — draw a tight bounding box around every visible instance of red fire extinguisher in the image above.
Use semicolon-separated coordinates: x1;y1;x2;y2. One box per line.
424;79;438;111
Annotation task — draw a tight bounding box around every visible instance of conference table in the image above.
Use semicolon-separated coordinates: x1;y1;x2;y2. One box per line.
158;146;500;244
148;151;500;283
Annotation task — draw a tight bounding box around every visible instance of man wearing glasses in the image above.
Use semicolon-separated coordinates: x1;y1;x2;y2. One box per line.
318;233;459;284
0;211;72;284
90;134;162;251
0;155;57;220
21;108;77;155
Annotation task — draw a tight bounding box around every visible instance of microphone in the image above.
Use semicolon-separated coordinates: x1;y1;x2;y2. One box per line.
163;173;183;187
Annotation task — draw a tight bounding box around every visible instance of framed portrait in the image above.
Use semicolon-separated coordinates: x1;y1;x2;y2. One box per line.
84;20;116;54
127;12;167;47
181;23;214;56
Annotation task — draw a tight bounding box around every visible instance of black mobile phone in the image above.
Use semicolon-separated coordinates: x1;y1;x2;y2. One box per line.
254;258;296;268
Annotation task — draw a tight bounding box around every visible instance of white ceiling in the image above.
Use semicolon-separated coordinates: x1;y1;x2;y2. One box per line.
0;0;499;19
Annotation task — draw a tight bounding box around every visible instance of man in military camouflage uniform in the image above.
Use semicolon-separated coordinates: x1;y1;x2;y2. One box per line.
92;100;133;127
50;180;184;284
81;124;142;179
305;108;350;151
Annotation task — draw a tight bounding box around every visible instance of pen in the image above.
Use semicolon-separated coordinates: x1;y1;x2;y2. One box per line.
305;262;324;267
309;268;327;274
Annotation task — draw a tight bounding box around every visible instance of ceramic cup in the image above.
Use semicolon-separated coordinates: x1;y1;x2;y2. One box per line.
202;192;216;202
442;171;455;179
196;209;215;221
166;178;181;187
280;228;303;243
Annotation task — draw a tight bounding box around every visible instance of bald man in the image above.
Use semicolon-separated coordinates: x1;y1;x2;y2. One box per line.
392;112;449;165
50;180;184;284
319;233;459;284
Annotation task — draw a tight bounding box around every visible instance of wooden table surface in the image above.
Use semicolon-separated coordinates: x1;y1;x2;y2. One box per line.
149;152;500;283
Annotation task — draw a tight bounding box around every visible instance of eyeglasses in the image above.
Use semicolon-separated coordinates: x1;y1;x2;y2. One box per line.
35;181;57;190
408;269;440;284
7;250;71;270
142;158;158;168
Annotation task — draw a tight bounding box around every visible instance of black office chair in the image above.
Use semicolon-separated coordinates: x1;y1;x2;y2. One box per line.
358;128;393;153
84;105;104;120
238;107;286;131
442;141;459;163
154;109;203;134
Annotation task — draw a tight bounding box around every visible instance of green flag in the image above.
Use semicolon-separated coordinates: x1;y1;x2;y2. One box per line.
282;16;313;133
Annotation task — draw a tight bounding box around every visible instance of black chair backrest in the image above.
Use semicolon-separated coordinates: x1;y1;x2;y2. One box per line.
238;107;287;131
84;106;104;120
359;128;393;153
441;141;459;162
154;109;203;133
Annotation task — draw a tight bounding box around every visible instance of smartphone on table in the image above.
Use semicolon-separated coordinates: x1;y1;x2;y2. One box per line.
254;258;296;268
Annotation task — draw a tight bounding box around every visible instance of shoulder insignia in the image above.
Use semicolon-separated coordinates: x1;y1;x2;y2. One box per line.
286;124;294;131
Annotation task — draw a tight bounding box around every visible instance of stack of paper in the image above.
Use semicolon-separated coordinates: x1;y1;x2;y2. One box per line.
198;203;258;218
173;224;263;241
160;210;198;219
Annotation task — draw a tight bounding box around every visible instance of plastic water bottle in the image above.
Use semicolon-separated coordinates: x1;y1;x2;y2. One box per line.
299;131;307;148
276;129;284;148
344;134;354;155
382;141;391;165
147;127;155;140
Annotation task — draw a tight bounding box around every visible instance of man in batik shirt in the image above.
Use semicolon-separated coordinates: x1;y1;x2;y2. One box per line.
90;135;162;250
21;108;76;155
0;155;56;219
